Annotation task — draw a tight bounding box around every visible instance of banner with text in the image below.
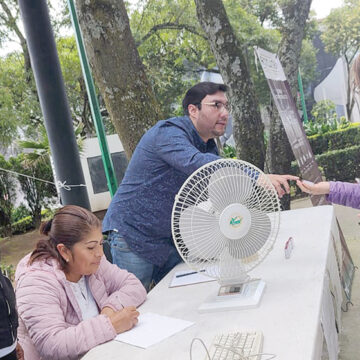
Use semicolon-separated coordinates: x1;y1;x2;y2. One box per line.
254;46;326;205
255;46;354;302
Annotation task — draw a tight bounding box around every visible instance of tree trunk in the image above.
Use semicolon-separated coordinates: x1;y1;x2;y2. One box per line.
0;209;12;237
345;59;356;121
32;206;42;229
194;0;265;170
78;76;94;136
267;0;312;209
74;0;162;159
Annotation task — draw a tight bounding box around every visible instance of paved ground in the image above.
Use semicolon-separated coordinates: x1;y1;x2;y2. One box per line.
291;198;360;360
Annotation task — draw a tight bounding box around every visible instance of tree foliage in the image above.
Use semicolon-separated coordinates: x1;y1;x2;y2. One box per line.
235;0;281;26
223;0;281;105
321;1;360;65
57;36;95;136
0;53;41;149
0;0;319;216
299;39;318;96
321;0;360;120
9;153;55;229
130;0;210;118
129;0;282;116
0;155;16;236
302;100;350;136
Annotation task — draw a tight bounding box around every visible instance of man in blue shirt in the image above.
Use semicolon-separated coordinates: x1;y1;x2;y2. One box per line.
102;82;297;290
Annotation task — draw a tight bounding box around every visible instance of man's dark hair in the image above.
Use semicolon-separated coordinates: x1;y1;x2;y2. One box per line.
182;82;228;115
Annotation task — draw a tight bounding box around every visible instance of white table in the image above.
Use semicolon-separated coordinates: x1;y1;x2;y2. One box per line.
82;206;342;360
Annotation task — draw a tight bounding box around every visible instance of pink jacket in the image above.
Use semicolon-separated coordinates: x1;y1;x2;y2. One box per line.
15;254;146;360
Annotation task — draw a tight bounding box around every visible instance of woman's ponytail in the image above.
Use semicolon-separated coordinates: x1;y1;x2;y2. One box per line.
28;205;100;269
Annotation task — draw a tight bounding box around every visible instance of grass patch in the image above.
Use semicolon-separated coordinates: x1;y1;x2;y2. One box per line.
0;229;40;266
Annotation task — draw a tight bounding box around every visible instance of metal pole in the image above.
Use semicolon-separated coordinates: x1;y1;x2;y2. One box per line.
298;68;308;123
67;0;118;197
18;0;90;209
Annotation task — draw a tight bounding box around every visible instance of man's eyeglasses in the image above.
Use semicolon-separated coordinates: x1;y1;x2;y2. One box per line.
201;101;231;112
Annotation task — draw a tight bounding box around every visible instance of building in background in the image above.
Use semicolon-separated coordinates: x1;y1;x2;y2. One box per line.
311;32;360;122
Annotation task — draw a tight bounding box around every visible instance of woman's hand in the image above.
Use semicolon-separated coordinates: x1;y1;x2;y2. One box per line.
296;180;330;196
107;306;139;334
100;306;116;318
16;343;24;360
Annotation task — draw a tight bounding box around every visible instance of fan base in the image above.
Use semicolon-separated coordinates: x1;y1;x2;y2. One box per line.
198;279;265;313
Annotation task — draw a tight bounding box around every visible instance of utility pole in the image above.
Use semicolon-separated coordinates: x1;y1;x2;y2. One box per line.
18;0;90;209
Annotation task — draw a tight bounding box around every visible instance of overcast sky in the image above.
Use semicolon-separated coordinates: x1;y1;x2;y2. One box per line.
310;0;344;19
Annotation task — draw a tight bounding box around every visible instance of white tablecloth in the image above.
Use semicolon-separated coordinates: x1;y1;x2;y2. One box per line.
82;205;342;360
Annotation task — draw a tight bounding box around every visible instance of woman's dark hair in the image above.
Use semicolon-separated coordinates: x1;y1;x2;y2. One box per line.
182;82;228;115
29;205;101;269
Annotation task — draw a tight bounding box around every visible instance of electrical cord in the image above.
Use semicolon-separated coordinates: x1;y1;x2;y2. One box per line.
190;336;276;360
190;338;211;360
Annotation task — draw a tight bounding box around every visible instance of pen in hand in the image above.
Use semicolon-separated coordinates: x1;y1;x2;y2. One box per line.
176;270;206;278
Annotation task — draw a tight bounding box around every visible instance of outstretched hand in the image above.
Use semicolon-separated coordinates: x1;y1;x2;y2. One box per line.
263;174;299;198
296;180;330;196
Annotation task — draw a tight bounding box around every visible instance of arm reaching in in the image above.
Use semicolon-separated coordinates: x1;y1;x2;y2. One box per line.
296;180;330;195
268;174;299;197
297;180;360;210
258;174;299;198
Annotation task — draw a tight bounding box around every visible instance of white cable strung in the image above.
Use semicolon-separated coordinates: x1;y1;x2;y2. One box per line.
0;166;86;191
56;180;87;191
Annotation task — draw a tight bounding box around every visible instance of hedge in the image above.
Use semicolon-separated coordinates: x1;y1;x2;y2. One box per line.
0;208;53;236
308;123;360;155
291;144;360;182
11;216;34;234
316;145;360;182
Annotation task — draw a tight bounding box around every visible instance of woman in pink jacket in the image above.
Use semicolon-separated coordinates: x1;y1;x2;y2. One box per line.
15;205;147;360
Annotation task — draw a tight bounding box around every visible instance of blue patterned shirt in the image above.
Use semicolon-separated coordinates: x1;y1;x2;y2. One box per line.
102;116;219;266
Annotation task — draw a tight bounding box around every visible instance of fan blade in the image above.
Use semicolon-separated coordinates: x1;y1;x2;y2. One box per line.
227;209;271;260
208;165;254;213
178;204;227;261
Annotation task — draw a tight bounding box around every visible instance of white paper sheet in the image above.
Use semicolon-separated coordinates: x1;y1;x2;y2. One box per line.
169;270;216;287
114;312;194;349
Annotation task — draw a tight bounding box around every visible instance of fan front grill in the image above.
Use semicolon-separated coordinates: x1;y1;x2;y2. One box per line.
172;159;281;279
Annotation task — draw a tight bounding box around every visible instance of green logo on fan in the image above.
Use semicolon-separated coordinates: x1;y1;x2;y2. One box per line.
230;216;242;226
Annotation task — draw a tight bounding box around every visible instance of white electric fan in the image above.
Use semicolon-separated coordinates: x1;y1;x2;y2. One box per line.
171;159;281;312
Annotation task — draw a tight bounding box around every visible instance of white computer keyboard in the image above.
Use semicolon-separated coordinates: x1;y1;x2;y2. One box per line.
208;331;263;360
